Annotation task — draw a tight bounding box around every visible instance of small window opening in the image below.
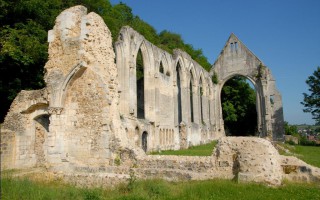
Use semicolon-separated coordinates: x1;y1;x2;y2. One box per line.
270;95;275;105
159;62;164;73
230;43;234;52
235;42;238;51
142;131;148;152
166;71;170;76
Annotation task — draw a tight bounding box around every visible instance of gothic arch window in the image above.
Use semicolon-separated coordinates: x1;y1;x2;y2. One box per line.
190;71;194;123
199;77;204;124
136;48;145;119
176;62;182;124
208;83;211;124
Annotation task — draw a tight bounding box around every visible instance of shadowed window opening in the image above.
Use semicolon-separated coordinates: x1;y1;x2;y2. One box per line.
176;62;182;124
200;78;204;124
235;42;238;51
142;131;148;152
34;114;50;132
159;61;164;74
190;78;194;123
221;75;257;136
136;49;145;119
230;43;234;52
270;95;275;105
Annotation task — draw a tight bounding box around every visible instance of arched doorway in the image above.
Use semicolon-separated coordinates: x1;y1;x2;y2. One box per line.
142;131;148;152
211;33;285;140
220;75;258;136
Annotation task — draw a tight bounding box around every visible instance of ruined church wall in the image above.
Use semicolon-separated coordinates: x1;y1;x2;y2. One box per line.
43;6;127;168
211;34;284;139
45;6;86;80
0;6;129;170
1;89;49;170
115;27;219;152
1;130;16;170
61;68;111;165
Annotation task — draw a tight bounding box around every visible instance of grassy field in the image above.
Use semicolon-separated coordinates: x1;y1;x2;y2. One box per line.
290;145;320;167
151;140;320;169
2;141;320;199
149;140;218;156
1;175;320;200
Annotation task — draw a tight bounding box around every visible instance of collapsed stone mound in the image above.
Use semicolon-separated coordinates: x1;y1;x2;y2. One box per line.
214;137;283;185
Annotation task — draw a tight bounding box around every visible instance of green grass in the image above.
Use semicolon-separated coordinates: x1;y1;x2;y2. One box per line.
149;141;218;156
2;141;320;199
278;143;320;168
1;176;320;200
293;145;320;167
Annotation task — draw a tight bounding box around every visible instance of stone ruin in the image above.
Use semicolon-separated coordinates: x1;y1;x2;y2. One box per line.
1;6;319;186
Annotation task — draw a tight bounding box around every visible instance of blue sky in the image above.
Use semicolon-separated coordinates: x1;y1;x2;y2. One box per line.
110;0;320;125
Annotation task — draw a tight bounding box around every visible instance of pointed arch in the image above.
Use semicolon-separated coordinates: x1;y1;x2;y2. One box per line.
132;40;153;119
207;77;213;125
189;69;195;123
176;61;182;124
136;48;145;119
199;76;204;124
220;74;259;136
173;56;185;83
52;62;87;108
160;53;171;77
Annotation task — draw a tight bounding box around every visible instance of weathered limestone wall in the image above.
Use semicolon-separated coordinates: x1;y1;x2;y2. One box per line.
1;89;48;170
115;27;220;152
0;130;16;169
0;6;130;170
280;155;320;182
62;69;110;165
214;137;283;185
42;6;129;169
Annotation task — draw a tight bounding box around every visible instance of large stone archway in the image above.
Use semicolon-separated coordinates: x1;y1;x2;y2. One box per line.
219;74;261;136
211;34;284;140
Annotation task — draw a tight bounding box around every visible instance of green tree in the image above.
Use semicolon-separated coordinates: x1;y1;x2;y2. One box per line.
284;122;298;136
301;67;320;125
158;30;211;71
221;76;257;136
